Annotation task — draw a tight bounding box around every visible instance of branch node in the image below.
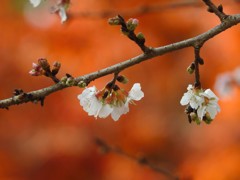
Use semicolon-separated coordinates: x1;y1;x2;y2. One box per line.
203;0;228;22
110;15;150;53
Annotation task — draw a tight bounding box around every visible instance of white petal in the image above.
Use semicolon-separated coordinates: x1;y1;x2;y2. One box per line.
203;89;219;100
98;104;113;118
58;7;67;23
187;84;194;91
191;95;204;109
78;86;104;118
206;105;218;119
29;0;41;7
78;87;96;98
78;87;97;107
128;83;144;101
197;106;206;120
180;92;191;105
111;104;129;121
88;98;102;117
189;100;199;109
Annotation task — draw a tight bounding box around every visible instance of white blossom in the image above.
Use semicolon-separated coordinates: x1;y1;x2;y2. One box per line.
29;0;42;7
78;83;144;121
180;84;203;109
180;84;220;123
198;89;220;120
111;83;144;121
77;87;112;119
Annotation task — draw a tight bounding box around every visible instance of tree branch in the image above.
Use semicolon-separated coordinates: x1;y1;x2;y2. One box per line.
1;13;240;109
95;138;178;180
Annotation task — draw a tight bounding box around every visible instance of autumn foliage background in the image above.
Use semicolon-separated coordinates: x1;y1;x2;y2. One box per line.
1;0;240;179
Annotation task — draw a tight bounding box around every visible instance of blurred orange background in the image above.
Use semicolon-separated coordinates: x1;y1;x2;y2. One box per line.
0;0;240;179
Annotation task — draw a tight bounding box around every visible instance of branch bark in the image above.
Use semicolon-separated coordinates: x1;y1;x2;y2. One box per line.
1;14;240;109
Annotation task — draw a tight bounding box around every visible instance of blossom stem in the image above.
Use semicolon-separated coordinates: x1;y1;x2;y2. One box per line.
107;71;120;91
194;47;202;88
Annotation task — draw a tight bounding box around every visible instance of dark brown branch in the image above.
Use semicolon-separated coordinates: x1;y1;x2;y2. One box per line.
95;138;178;180
1;14;240;109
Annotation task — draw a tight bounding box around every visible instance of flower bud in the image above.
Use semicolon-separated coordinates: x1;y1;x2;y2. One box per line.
78;81;87;88
126;18;139;31
203;113;213;124
113;84;120;91
137;32;145;40
190;112;197;120
197;57;204;65
108;16;121;25
52;61;61;75
13;89;24;96
117;75;129;84
105;81;114;90
38;58;50;72
187;63;195;74
218;4;223;13
29;63;44;76
60;76;68;84
189;112;201;124
66;77;75;86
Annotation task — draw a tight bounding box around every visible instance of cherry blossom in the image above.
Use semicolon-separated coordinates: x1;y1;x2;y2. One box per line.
77;83;144;121
180;84;203;109
180;84;220;124
29;62;43;76
198;89;220;120
111;83;144;120
78;86;112;119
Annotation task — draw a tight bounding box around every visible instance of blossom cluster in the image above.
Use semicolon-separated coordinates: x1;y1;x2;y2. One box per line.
29;0;70;23
180;84;220;124
78;83;144;121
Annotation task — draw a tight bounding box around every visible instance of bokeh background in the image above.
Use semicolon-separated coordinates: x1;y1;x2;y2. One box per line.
0;0;240;179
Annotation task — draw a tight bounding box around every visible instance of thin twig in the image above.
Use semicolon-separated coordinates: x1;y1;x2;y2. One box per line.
95;138;178;180
203;0;228;21
193;47;202;88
